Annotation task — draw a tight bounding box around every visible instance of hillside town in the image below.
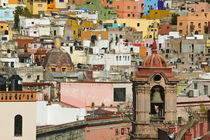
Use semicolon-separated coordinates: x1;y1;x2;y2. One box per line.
0;0;210;140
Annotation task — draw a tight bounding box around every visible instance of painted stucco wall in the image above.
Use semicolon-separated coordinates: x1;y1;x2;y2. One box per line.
60;82;132;109
0;8;13;21
103;19;160;40
36;101;86;126
55;0;68;9
0;102;36;140
85;122;131;140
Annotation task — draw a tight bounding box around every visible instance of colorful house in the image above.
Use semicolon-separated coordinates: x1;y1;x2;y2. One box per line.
0;22;13;40
8;0;18;4
184;2;210;12
158;24;172;35
101;0;140;19
0;8;13;21
68;17;98;39
144;0;164;15
81;31;108;40
142;10;173;19
177;12;210;36
103;19;160;40
24;0;48;15
76;0;117;20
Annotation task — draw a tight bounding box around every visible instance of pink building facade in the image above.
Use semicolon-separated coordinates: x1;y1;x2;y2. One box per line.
144;39;158;55
85;121;131;140
60;82;132;110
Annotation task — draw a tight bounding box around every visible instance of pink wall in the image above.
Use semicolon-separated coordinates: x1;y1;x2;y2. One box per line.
178;122;209;139
60;82;129;109
85;122;131;140
144;39;158;55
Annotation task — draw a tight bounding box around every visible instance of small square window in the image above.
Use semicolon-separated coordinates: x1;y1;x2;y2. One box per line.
127;6;130;9
114;88;126;102
38;4;42;7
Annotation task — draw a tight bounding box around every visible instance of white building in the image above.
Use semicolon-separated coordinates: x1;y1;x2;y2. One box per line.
0;0;8;8
0;90;36;140
88;53;131;71
36;101;86;126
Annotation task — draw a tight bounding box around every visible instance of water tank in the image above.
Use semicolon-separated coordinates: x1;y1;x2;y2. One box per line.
8;75;22;91
0;75;6;91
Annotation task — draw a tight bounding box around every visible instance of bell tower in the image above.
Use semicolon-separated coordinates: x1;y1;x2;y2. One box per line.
130;39;179;139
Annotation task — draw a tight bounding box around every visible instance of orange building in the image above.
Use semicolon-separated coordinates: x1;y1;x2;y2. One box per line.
101;0;140;18
139;46;146;57
177;12;210;36
184;2;210;12
69;0;86;5
80;31;108;40
8;0;18;4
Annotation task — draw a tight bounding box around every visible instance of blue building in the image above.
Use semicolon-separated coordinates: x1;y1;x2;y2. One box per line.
0;8;14;21
144;0;164;15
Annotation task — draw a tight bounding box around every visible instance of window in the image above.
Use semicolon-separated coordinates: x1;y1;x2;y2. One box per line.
115;129;118;135
31;22;34;24
179;30;182;34
204;85;208;95
14;115;22;136
127;6;130;9
114;88;126;102
62;68;66;72
119;56;121;61
137;23;140;27
117;5;119;9
179;22;182;26
59;0;64;2
1;26;3;29
198;23;201;28
134;6;136;9
34;31;37;34
121;128;124;135
194;83;197;89
128;14;130;17
2;37;7;40
133;14;135;17
51;67;56;72
178;116;182;124
116;56;118;61
38;4;43;7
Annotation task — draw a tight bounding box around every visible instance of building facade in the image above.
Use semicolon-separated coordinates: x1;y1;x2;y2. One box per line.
131;39;178;139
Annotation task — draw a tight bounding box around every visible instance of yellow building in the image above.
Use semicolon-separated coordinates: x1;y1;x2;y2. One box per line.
142;10;173;19
103;19;160;40
68;18;98;39
23;0;47;15
0;22;13;40
206;35;210;56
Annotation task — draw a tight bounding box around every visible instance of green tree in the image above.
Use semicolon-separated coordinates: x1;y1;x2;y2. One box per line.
14;6;32;29
14;6;24;29
171;14;179;25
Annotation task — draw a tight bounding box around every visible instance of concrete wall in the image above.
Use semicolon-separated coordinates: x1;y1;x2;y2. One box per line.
0;102;36;140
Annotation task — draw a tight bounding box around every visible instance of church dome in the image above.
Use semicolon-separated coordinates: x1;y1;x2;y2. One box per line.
44;48;73;70
142;39;168;68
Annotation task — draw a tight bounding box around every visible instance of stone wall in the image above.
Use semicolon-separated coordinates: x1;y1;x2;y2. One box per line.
37;121;86;140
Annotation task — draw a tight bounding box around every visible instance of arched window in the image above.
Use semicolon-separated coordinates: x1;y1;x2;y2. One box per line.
14;115;22;136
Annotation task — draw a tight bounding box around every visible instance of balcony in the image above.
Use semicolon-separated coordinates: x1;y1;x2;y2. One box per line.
0;91;36;102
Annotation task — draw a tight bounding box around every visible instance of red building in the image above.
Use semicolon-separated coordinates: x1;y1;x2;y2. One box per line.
158;25;172;35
